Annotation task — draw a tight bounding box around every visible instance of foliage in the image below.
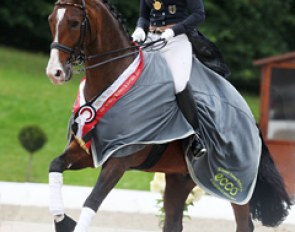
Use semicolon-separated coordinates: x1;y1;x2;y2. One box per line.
1;0;294;91
18;125;47;153
150;173;205;227
202;0;295;90
0;0;53;52
18;125;47;181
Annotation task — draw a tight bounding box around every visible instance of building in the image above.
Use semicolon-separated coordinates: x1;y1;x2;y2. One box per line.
254;51;295;198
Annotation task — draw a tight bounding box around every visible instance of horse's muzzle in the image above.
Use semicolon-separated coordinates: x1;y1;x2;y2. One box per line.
46;61;73;85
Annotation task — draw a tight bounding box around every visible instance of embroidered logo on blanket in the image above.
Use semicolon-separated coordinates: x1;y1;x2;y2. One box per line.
210;167;243;201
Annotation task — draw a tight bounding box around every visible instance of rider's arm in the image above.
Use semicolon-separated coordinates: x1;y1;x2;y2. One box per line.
172;0;205;36
136;0;151;32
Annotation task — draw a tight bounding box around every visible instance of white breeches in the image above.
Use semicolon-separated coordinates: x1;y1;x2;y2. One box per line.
147;33;192;93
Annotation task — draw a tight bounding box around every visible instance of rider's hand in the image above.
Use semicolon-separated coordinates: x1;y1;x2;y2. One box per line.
131;27;146;43
160;28;175;41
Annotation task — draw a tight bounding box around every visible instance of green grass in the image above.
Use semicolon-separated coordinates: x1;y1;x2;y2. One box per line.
0;46;259;191
0;46;154;190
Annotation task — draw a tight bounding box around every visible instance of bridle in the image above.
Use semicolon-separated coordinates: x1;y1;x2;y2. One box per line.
50;0;166;71
50;0;139;69
50;0;88;64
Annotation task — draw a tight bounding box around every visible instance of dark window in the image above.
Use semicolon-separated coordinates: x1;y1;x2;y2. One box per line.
267;67;295;140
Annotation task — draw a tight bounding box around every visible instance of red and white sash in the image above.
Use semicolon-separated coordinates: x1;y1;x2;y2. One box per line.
72;49;144;149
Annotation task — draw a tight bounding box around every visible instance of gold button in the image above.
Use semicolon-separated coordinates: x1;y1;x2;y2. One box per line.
153;1;162;11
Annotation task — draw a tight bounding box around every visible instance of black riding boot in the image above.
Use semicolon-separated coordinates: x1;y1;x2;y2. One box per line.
176;85;207;157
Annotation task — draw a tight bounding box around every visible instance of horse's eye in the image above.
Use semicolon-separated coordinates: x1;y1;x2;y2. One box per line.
69;21;80;29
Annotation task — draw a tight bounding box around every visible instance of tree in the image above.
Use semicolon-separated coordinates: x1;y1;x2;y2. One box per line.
0;0;53;52
202;0;295;91
1;0;294;92
18;125;47;182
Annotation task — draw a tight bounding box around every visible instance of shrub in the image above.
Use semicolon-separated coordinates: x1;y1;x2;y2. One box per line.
18;125;47;181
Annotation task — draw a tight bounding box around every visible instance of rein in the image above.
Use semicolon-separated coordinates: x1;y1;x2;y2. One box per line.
83;39;166;70
50;0;167;71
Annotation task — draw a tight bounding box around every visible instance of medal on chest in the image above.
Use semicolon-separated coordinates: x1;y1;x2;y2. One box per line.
153;0;162;11
168;5;177;14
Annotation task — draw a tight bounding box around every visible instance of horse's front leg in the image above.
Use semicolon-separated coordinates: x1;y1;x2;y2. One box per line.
73;145;154;232
163;173;195;232
73;156;130;232
231;203;254;232
49;139;93;232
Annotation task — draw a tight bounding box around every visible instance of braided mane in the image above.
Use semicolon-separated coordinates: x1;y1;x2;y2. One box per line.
101;0;131;40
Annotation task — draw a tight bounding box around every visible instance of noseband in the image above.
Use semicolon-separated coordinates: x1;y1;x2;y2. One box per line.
50;0;88;64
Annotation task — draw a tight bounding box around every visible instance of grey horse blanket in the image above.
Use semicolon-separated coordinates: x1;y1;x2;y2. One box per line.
71;50;261;205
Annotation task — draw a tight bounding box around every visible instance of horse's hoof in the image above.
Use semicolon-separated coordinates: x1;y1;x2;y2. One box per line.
54;214;76;232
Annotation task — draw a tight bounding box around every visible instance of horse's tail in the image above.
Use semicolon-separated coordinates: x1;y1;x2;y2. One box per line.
249;131;293;226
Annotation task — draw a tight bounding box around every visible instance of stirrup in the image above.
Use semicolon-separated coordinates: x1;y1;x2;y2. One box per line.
193;146;207;158
191;135;207;158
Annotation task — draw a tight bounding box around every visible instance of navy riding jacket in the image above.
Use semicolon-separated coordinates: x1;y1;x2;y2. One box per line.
137;0;205;36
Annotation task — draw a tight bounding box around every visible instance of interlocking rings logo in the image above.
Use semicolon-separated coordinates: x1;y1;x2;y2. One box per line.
214;173;239;196
78;105;96;123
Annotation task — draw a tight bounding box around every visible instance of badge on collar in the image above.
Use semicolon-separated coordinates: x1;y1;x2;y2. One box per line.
153;0;162;11
168;5;177;14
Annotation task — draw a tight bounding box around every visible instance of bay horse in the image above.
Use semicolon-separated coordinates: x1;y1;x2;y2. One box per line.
46;0;292;232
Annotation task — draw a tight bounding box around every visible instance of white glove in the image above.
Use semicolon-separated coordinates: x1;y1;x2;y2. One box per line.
131;27;146;43
160;28;175;41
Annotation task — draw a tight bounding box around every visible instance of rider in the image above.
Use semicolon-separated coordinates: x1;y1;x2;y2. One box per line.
132;0;207;157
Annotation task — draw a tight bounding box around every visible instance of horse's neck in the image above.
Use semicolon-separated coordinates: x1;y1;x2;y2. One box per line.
83;3;134;101
84;52;134;101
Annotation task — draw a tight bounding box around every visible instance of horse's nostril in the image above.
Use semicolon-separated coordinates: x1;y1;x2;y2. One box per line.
55;70;62;77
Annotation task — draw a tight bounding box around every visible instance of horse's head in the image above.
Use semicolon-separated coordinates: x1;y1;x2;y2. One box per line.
47;0;133;88
46;0;89;84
